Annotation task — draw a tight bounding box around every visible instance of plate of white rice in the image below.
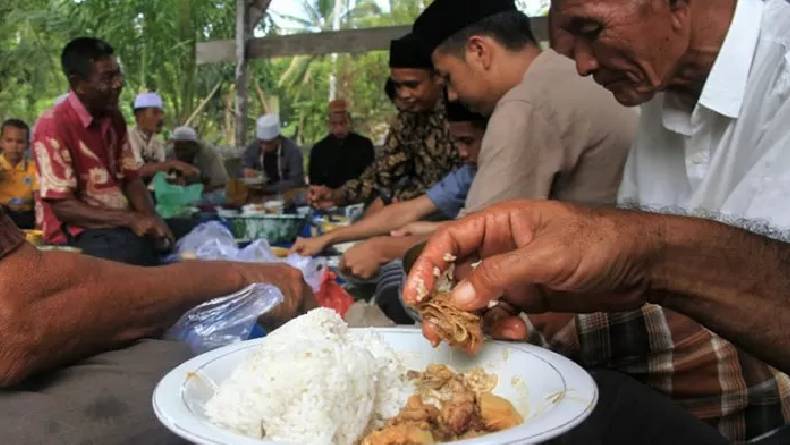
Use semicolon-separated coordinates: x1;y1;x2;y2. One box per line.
153;308;597;445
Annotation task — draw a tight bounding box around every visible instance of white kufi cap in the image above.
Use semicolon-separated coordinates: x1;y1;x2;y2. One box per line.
134;92;163;110
171;126;198;142
256;113;281;141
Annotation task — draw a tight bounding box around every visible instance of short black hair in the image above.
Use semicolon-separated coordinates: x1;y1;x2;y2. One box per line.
61;37;115;80
437;11;536;55
1;119;30;140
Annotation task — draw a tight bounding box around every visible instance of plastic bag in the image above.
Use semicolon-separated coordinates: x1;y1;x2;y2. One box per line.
153;171;204;218
175;222;325;292
316;269;354;318
164;284;283;354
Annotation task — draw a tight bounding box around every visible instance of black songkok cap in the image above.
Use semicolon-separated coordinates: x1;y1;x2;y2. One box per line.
389;33;433;69
413;0;517;54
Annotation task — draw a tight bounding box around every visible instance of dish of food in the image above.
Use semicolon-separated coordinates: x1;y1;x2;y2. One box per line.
153;309;597;445
362;365;522;445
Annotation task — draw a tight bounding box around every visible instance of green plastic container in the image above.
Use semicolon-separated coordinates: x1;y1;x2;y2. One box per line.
227;214;307;245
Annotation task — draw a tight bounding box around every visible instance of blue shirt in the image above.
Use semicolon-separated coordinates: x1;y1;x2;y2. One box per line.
426;165;476;219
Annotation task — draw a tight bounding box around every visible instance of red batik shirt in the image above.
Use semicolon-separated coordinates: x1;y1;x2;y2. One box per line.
33;93;139;244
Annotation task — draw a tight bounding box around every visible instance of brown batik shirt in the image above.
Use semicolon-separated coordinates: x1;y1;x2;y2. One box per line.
338;101;459;204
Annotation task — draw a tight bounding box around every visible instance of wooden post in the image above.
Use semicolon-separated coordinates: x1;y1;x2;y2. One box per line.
234;0;249;148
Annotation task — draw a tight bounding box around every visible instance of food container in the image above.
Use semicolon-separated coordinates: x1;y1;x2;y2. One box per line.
227;214;307;245
38;245;83;254
24;230;43;247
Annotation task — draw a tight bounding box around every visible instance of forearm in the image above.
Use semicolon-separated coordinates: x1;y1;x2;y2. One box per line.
325;198;434;246
0;243;246;386
124;178;156;215
373;235;428;263
137;161;172;179
50;198;136;230
647;214;790;372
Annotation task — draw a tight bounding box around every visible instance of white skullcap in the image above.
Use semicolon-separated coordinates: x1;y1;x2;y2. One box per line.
256;113;281;141
134;92;163;110
171;126;198;142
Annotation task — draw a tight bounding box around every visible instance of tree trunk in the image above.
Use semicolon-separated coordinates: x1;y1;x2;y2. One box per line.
235;0;249;148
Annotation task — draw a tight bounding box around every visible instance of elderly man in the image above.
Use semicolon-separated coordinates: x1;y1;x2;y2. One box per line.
407;0;790;443
34;38;172;266
169;126;228;192
308;100;375;189
128;92;199;181
308;33;459;209
242;113;305;195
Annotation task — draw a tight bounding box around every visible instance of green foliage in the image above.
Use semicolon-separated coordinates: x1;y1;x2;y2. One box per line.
0;0;542;149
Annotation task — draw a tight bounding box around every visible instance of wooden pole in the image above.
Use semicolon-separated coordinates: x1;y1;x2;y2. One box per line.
234;0;249;148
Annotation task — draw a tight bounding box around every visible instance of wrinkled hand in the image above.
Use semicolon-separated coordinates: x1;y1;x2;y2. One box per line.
307;185;338;210
168;160;201;178
340;238;387;280
403;200;659;347
129;213;173;242
235;263;316;330
290;236;329;257
391;221;444;238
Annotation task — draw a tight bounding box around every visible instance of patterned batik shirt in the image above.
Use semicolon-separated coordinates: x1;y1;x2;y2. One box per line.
33;92;139;244
338;101;460;204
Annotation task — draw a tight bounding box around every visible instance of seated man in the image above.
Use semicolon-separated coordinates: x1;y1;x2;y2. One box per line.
0;119;37;229
242;113;305;195
34;37;172;266
292;102;486;260
0;205;314;444
169;126;229;192
128;92;200;181
308;99;375;189
308;33;459;209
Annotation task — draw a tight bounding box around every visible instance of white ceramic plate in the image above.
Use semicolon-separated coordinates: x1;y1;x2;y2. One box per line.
153;328;597;445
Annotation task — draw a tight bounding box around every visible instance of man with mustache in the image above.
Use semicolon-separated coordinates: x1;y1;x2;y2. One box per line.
33;37;173;266
128;92;199;181
308;33;459;210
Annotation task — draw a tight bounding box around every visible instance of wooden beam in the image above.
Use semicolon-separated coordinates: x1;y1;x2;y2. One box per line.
198;17;549;64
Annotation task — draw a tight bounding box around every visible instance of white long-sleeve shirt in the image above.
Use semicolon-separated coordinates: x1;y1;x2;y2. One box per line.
619;0;790;230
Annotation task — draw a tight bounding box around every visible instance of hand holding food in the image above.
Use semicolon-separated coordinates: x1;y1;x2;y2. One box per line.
404;201;658;351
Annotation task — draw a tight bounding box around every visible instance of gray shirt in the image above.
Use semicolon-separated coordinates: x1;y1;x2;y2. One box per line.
243;137;306;194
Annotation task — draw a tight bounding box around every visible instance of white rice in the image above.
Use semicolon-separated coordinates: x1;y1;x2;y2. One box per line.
204;308;411;445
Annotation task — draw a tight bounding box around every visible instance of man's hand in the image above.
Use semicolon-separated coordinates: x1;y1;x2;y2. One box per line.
243;168;260;179
391;221;444;238
129;213;174;242
403;201;660;346
307;185;339;210
290;236;330;257
340;238;389;280
234;263;316;330
168;160;201;178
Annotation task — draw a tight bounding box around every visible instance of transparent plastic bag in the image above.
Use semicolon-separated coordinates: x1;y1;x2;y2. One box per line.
164;284;284;354
175;222;325;292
